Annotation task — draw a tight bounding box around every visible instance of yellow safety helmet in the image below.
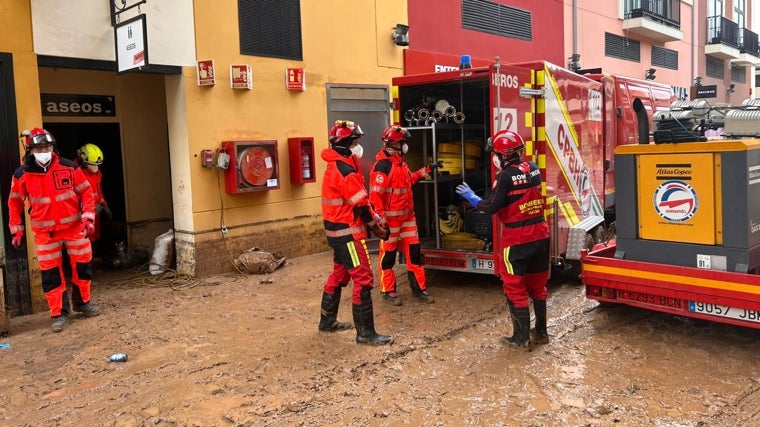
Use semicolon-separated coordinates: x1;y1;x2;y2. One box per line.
77;143;104;165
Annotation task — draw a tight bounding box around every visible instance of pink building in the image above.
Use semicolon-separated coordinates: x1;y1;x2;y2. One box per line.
405;0;760;103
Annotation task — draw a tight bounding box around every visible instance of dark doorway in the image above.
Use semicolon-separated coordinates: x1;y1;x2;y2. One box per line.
43;123;127;257
0;52;31;316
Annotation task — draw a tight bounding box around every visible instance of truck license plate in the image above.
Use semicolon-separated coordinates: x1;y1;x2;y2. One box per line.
472;258;494;272
688;302;760;324
617;290;683;309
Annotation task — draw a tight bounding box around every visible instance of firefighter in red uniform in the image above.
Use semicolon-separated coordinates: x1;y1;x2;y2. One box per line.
369;125;442;305
8;128;101;333
456;130;550;350
76;143;112;245
319;120;393;345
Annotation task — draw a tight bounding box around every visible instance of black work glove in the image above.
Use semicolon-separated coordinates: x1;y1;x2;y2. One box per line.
372;224;391;241
428;161;444;170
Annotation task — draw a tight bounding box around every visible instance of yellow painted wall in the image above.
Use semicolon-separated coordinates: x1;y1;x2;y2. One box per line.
184;0;407;233
172;0;406;273
1;0;46;312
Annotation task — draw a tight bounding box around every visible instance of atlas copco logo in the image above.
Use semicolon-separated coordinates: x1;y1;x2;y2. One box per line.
653;180;698;222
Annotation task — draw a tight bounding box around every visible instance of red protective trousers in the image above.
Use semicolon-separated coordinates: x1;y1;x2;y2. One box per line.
323;239;374;304
35;223;93;317
497;238;550;308
378;219;425;293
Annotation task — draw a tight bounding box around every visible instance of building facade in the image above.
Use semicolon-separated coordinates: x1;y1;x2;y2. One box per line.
2;1;759;315
0;0;406;315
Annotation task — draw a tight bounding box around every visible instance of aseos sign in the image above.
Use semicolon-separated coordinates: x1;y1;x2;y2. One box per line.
41;94;116;117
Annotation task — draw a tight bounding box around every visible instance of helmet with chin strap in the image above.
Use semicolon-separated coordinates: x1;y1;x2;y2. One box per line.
381;125;411;150
490;130;525;156
328;120;364;147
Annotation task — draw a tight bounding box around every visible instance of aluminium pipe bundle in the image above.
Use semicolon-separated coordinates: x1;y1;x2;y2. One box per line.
404;99;465;126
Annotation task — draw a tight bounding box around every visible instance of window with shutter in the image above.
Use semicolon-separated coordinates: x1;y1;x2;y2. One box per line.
239;0;303;60
462;0;532;41
605;33;641;62
706;57;725;79
651;46;678;70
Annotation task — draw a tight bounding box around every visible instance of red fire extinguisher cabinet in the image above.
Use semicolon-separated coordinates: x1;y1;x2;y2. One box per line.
288;137;316;184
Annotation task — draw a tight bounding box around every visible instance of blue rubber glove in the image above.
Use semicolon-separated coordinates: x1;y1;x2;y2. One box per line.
455;182;482;208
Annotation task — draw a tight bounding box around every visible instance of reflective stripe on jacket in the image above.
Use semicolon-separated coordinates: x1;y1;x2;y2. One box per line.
320;148;377;243
368;151;426;222
8;154;96;234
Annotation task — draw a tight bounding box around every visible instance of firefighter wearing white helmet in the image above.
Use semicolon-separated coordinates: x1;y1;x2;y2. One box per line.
77;143;112;243
456;130;550;351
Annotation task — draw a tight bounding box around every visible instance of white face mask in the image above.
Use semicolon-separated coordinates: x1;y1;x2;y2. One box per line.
33;152;52;165
87;164;99;173
350;144;364;159
385;143;408;155
492;154;502;170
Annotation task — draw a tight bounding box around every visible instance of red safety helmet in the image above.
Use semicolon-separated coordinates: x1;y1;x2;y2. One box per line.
22;127;56;151
381;125;411;148
328;120;364;146
490;130;525;156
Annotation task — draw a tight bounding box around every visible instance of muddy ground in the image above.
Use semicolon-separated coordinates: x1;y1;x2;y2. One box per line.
1;250;760;426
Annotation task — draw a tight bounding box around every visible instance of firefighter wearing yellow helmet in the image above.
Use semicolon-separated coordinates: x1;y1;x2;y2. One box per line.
77;143;111;243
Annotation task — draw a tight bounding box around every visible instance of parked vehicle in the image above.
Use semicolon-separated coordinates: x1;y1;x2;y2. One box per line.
392;59;674;275
583;98;760;330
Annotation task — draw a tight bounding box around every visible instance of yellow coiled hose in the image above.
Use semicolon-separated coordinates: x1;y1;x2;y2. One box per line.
439;211;463;234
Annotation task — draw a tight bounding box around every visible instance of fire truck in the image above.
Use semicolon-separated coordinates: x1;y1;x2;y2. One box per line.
392;59;674;275
582;99;760;330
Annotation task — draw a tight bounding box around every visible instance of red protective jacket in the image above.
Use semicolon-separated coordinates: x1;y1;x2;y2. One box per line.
80;165;107;207
8;154;96;235
320;148;379;244
476;159;549;245
368;151;428;223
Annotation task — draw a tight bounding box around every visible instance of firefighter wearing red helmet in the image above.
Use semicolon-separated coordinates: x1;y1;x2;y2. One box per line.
369;124;442;305
456;129;550;350
319;120;392;345
8;127;101;332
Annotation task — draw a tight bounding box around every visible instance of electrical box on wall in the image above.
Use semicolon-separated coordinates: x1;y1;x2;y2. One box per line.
288;137;316;184
222;140;280;194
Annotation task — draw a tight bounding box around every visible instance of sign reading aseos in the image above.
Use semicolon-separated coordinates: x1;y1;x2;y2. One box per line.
115;14;148;73
41;94;116;117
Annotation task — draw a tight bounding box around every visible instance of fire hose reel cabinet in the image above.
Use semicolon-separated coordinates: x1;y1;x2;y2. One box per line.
288;137;316;184
223;140;280;194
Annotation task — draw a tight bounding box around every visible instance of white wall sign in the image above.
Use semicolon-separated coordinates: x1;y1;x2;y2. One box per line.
115;14;148;73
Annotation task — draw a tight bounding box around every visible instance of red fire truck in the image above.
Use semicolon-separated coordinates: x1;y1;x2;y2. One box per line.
582;99;760;330
392;59;674;275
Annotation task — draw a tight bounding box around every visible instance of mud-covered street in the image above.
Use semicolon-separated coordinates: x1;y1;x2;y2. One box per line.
1;250;759;426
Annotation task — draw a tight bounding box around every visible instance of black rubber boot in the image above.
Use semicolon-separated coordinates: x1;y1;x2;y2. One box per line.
531;299;550;344
51;315;67;333
503;300;531;351
318;287;352;332
74;302;101;317
408;273;434;303
353;288;393;345
60;286;71;317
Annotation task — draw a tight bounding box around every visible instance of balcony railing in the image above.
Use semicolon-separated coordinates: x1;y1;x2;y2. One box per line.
739;27;760;56
707;15;739;48
625;0;680;28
